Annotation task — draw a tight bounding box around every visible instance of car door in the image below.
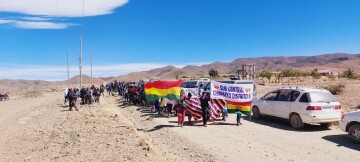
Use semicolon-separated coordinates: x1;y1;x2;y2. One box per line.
273;90;293;119
257;91;278;115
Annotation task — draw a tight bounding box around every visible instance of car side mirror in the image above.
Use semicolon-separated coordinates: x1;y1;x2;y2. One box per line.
261;96;265;100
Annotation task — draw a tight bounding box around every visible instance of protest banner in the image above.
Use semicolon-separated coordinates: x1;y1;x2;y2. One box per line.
210;81;253;115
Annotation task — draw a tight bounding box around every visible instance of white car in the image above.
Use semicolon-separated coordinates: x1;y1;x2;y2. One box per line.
339;110;360;143
252;88;341;128
182;80;209;97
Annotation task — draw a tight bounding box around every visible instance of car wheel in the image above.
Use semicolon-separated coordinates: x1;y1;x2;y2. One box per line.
252;106;261;119
290;114;304;129
348;124;360;144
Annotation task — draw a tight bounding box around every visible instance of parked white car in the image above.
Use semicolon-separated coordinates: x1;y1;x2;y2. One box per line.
252;88;341;128
339;110;360;143
182;80;209;97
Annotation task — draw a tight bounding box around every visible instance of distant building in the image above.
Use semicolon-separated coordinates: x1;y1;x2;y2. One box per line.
318;70;339;76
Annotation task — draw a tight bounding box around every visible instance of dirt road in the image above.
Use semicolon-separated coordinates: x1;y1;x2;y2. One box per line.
0;92;359;162
117;98;360;162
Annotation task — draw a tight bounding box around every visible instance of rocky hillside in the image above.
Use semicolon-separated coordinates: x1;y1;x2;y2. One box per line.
115;53;360;81
2;53;360;85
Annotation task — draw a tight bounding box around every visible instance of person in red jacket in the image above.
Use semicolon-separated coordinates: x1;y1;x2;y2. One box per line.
176;100;187;127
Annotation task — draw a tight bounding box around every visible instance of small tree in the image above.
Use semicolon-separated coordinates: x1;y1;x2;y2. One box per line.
310;68;321;80
281;68;296;77
281;68;297;83
323;83;345;95
259;70;272;83
341;68;357;79
276;73;283;83
208;68;219;78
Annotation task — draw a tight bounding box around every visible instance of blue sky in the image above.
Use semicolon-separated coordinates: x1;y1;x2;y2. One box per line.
1;0;360;80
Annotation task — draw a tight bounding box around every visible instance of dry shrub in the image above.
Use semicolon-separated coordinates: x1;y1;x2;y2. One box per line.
23;90;43;98
356;104;360;110
323;83;345;95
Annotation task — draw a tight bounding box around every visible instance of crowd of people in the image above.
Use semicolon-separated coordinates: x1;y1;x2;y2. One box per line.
63;81;147;110
151;91;241;127
64;85;103;111
63;80;242;126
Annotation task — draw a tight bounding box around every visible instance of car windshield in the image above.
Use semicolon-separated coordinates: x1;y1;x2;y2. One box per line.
185;81;198;88
200;82;209;88
218;81;235;84
204;82;211;90
308;91;337;102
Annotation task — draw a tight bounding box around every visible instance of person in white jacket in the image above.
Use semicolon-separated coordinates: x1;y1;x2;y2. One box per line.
64;88;69;105
165;98;174;117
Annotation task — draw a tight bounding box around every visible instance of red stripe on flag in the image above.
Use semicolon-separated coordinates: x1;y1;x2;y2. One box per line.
225;100;252;106
144;80;183;89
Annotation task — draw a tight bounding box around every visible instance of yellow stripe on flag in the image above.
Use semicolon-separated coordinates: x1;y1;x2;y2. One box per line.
227;104;251;112
145;87;181;96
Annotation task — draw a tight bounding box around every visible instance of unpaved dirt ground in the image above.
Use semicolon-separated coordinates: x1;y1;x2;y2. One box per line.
0;83;359;162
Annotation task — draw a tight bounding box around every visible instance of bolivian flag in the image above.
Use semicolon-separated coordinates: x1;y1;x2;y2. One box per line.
145;80;183;101
226;100;252;115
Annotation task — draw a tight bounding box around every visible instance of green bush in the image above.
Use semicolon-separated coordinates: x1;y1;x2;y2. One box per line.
208;68;219;78
311;69;321;79
259;70;272;83
340;68;357;79
323;83;345;95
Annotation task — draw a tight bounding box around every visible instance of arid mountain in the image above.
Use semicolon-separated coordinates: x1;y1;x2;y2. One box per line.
115;53;360;81
0;79;52;92
1;53;360;88
0;79;50;88
54;75;106;86
0;75;105;92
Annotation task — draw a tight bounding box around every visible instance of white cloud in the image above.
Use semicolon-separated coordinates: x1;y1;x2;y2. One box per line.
0;62;208;81
0;0;128;29
22;17;53;21
0;0;129;17
14;21;75;29
0;19;13;24
0;19;75;29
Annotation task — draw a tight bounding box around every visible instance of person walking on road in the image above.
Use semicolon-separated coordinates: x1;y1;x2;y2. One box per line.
176;101;187;127
184;93;193;125
222;103;228;121
200;92;211;127
64;88;69;105
235;107;242;126
68;88;79;111
165;98;174;117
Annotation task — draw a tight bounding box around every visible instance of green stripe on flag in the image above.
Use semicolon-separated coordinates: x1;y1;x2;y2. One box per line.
145;94;181;102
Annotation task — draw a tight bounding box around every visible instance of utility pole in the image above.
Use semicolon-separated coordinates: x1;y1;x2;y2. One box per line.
91;52;93;86
79;36;83;88
67;52;69;88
